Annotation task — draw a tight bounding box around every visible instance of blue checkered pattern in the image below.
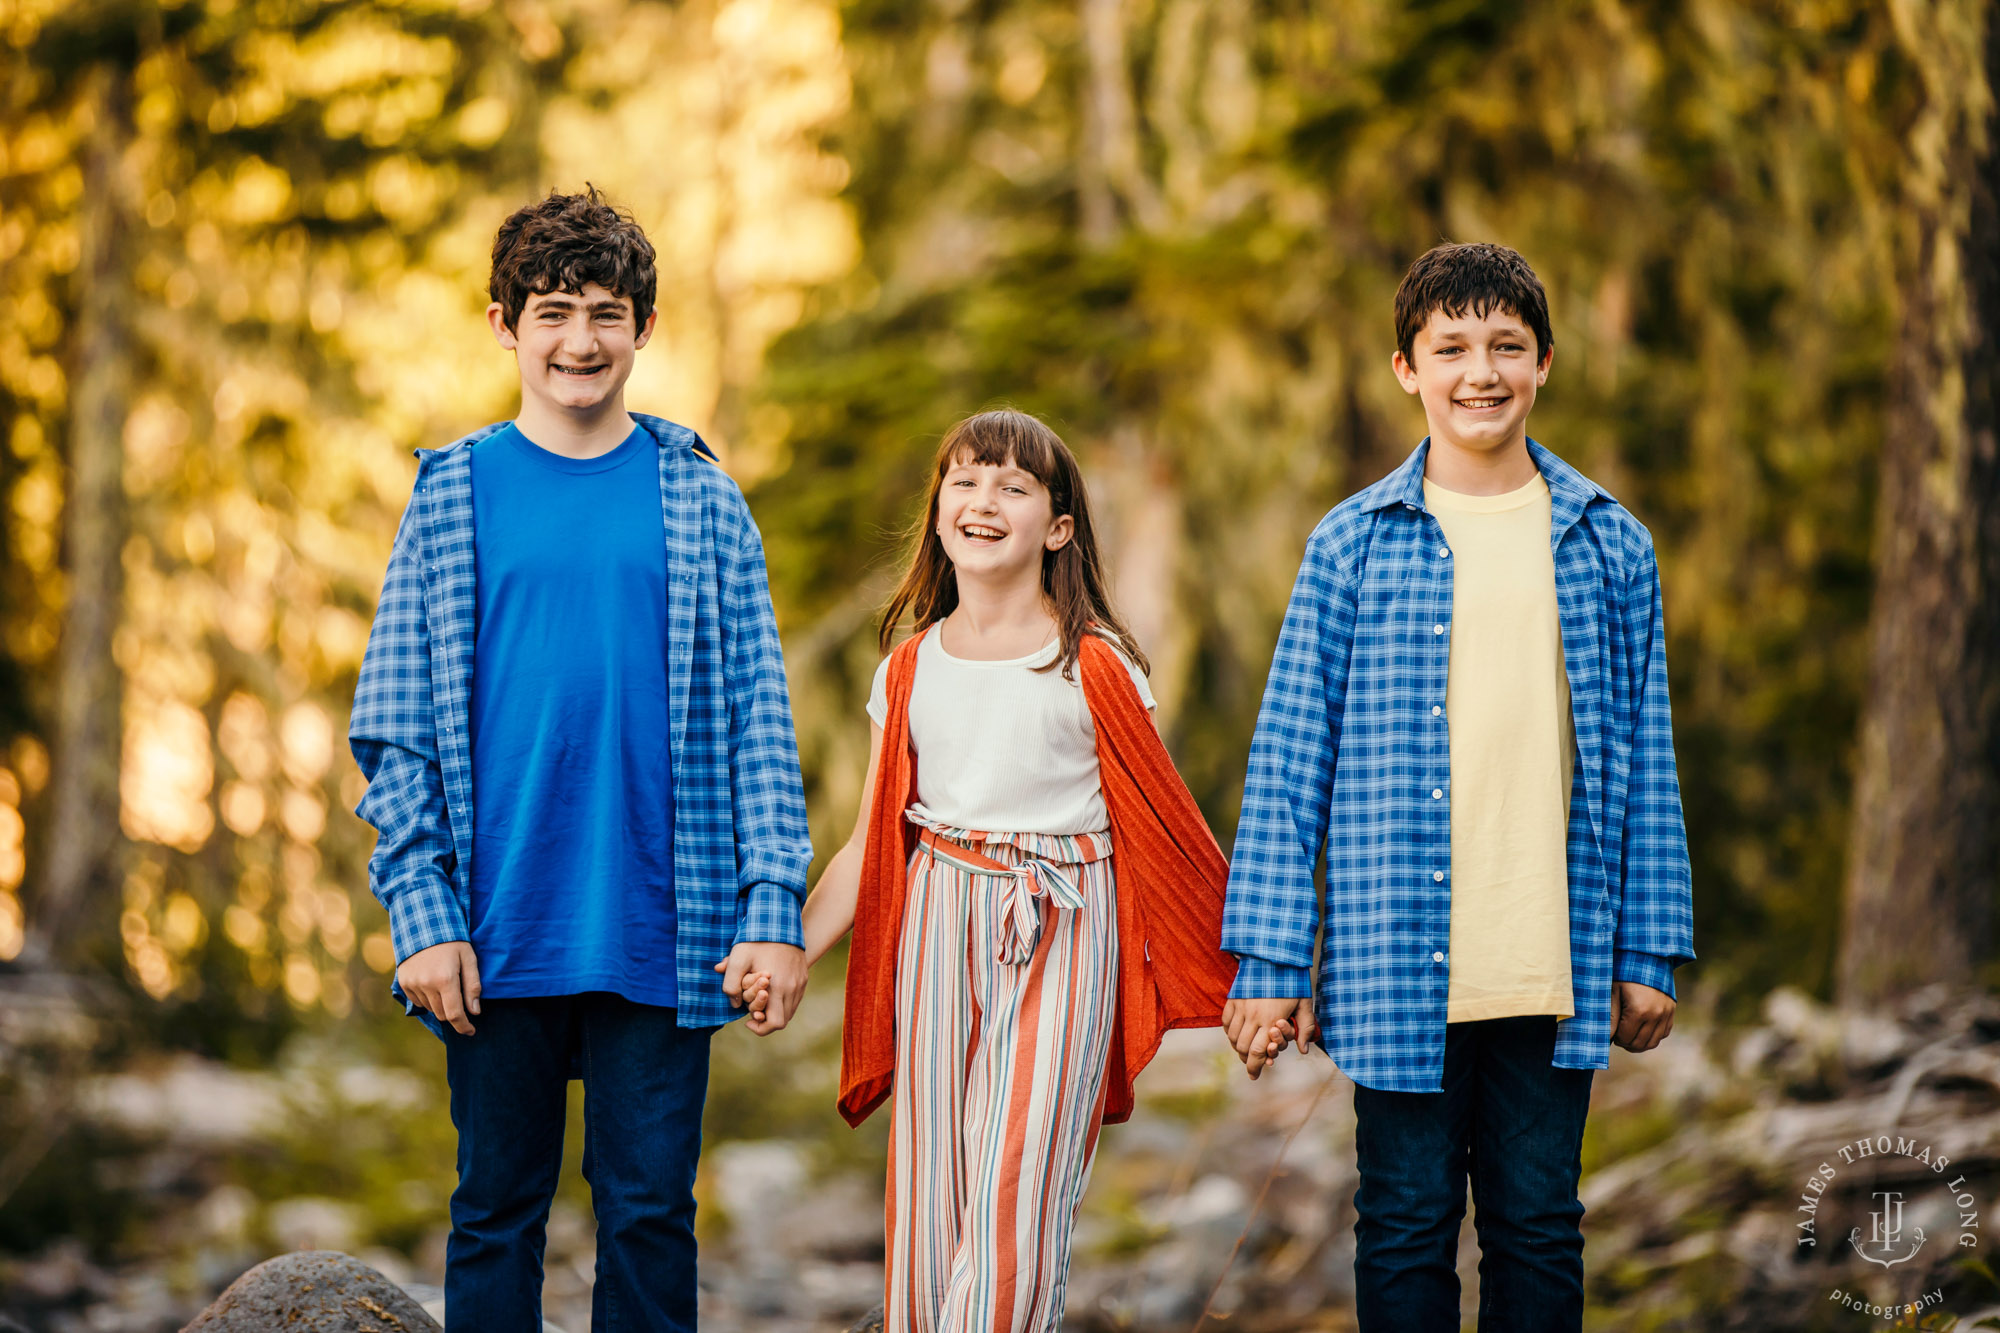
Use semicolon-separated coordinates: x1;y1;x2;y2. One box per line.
349;414;812;1031
1224;439;1694;1092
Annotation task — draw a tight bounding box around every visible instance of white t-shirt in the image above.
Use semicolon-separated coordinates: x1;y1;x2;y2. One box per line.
866;629;1156;836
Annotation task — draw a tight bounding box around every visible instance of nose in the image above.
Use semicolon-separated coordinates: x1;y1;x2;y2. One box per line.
561;314;597;356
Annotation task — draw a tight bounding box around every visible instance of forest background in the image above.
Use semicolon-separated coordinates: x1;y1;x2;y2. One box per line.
0;0;1995;1330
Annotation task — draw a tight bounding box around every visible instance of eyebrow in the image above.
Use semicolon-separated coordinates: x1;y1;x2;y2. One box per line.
946;463;1038;482
529;295;630;315
1429;322;1529;341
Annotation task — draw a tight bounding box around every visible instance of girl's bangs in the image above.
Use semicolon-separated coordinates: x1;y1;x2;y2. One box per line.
939;413;1064;491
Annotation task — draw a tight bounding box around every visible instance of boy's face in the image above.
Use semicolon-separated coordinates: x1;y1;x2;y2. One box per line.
487;281;657;417
1391;305;1552;457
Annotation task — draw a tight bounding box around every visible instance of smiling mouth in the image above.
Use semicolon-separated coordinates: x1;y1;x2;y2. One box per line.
553;364;607;377
1455;396;1509;410
959;524;1008;544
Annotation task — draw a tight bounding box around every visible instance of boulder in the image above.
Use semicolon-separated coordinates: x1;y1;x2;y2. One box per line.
182;1251;440;1333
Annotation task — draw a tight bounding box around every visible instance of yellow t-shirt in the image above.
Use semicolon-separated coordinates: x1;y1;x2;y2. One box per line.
1425;473;1576;1023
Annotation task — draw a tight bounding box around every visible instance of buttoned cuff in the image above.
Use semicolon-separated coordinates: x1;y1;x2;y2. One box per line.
1613;948;1677;1000
1228;956;1315;1000
385;881;469;964
735;881;806;950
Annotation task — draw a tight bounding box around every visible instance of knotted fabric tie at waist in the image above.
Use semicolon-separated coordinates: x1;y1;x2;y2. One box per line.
908;813;1111;965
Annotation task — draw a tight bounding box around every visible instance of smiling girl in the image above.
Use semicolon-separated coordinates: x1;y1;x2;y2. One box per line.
791;409;1237;1331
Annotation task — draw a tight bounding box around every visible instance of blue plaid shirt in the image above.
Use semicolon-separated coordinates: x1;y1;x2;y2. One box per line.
1223;440;1694;1091
349;414;812;1031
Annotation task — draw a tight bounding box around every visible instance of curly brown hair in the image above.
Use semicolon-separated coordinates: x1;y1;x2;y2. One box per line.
489;185;658;332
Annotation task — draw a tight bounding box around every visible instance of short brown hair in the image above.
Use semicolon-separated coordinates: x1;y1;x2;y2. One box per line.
489;185;657;332
1394;242;1553;366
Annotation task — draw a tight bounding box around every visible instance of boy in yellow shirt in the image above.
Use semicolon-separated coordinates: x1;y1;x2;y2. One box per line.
1222;242;1694;1332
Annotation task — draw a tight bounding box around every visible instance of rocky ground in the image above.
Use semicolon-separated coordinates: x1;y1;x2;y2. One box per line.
5;976;2000;1332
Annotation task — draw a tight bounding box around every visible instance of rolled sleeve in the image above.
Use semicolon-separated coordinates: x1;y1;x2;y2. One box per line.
384;876;470;962
736;880;807;950
1229;956;1316;1001
1613;947;1677;1000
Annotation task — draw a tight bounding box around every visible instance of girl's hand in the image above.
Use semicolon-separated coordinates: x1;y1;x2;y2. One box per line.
743;971;773;1025
1245;1020;1296;1081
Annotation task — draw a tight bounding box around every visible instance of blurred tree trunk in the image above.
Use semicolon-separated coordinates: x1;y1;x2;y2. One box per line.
1840;2;2000;1005
32;63;133;963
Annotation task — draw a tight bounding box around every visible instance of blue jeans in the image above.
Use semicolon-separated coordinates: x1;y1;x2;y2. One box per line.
443;993;711;1333
1351;1016;1592;1333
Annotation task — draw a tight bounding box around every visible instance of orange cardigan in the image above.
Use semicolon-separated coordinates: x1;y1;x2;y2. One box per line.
837;627;1235;1128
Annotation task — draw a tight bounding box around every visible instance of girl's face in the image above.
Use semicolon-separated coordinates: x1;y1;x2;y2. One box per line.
935;454;1073;583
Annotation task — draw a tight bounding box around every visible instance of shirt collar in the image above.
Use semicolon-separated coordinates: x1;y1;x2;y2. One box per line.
1359;437;1609;534
415;413;718;468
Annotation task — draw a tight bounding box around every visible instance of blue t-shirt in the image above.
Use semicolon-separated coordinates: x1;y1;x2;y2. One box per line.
468;421;677;1007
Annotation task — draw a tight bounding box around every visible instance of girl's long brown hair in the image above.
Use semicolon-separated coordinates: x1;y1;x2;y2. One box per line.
879;409;1149;682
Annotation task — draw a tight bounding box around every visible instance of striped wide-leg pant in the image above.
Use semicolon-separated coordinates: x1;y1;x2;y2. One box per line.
885;817;1120;1333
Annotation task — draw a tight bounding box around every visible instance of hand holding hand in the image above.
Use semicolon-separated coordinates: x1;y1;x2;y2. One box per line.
1223;997;1312;1078
397;941;482;1036
716;942;808;1034
741;972;772;1023
1238;997;1320;1080
1610;981;1674;1052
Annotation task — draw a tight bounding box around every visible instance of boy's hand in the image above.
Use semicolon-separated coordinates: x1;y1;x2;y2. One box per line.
1611;981;1675;1052
397;941;482;1036
717;942;808;1034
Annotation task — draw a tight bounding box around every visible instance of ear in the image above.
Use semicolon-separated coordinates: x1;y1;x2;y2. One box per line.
1536;343;1554;386
1392;349;1421;396
634;307;659;351
487;302;518;351
1045;513;1075;552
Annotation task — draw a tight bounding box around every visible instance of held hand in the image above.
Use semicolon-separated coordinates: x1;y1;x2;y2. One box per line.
715;942;808;1034
1610;981;1675;1052
1242;999;1320;1080
1222;997;1306;1072
396;941;482;1036
741;972;773;1023
1244;1020;1296;1080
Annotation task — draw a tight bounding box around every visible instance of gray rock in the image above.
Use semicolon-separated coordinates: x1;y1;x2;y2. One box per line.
845;1304;884;1333
182;1251;441;1333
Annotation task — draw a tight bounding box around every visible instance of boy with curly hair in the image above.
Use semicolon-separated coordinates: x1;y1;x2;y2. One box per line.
350;188;811;1332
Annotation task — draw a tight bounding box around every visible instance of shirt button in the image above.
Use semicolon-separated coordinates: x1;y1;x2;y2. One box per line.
1433;624;1444;635
1431;788;1443;799
1433;870;1445;882
1438;547;1449;558
1433;951;1445;963
1432;706;1443;716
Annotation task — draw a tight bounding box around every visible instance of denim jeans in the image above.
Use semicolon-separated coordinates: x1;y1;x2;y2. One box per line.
1351;1016;1593;1333
443;993;712;1333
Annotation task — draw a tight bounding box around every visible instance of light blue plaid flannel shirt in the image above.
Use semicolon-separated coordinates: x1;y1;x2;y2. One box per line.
348;414;812;1032
1224;439;1695;1091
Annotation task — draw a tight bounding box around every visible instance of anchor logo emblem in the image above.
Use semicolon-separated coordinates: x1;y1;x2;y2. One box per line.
1849;1190;1927;1268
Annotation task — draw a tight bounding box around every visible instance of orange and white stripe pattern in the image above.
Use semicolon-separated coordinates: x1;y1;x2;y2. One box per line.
885;814;1120;1333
